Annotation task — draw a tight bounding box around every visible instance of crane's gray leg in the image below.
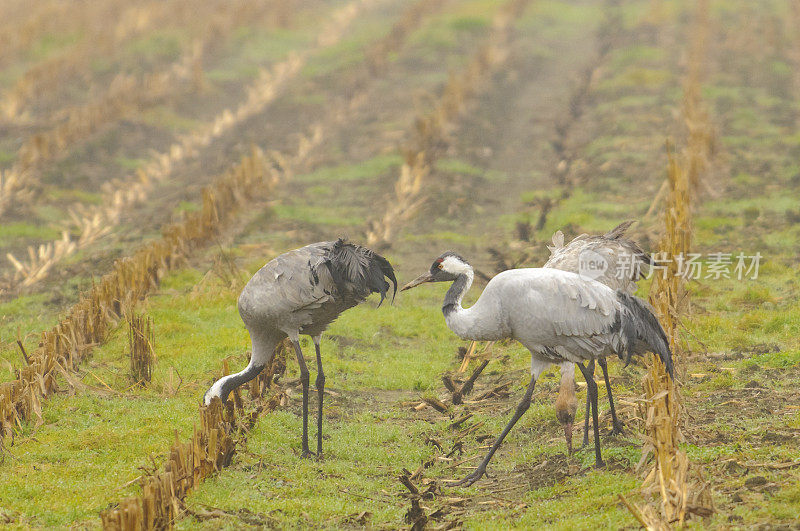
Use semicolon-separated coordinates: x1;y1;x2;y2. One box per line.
313;335;325;459
291;338;312;458
447;373;537;487
598;356;624;435
577;361;605;468
582;358;595;448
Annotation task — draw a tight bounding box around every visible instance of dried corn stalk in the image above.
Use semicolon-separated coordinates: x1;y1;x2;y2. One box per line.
646;0;715;219
366;0;447;74
0;145;281;440
128;314;155;387
0;0;420;439
682;0;716;193
12;43;201;168
101;342;288;530
634;141;701;529
100;400;237;530
634;4;716;516
0;0;145;119
0;53;197;219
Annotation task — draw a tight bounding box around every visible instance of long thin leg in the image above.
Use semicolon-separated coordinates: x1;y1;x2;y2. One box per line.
313;335;325;459
582;358;595;447
291;339;312;458
597;356;623;435
447;373;537;487
577;361;604;468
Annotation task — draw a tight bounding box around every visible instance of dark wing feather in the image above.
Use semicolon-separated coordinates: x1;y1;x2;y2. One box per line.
325;239;397;305
602;220;652;266
617;291;673;377
603;220;636;239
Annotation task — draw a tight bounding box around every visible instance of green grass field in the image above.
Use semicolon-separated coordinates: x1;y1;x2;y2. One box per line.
0;0;799;528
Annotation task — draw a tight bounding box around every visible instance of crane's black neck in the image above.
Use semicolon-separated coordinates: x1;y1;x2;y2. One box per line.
218;363;266;402
442;271;473;316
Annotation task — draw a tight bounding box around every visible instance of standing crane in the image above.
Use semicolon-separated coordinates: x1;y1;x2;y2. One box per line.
401;251;672;487
544;220;651;453
204;239;397;458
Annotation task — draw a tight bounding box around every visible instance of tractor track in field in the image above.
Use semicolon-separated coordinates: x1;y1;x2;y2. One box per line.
231;0;601;275
213;0;540;255
396;7;622;272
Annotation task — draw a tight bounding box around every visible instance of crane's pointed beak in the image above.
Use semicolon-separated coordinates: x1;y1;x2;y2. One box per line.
564;422;574;456
400;271;434;291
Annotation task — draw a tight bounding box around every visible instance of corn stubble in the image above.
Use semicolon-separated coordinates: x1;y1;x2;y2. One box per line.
100;341;289;530
128;314;155;387
0;0;300;224
0;0;289;122
2;0;371;291
0;145;283;441
3;0;445;525
629;1;716;527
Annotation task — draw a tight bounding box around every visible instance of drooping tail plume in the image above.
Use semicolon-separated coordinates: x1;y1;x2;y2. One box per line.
617;290;674;377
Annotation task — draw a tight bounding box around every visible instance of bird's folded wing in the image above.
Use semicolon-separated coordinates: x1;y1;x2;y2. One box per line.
522;272;619;339
252;245;337;316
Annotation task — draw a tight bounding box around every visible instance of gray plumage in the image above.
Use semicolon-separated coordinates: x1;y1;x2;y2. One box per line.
438;265;670;371
544;221;654;444
618;290;672;376
545;220;651;294
401;251;672;486
238;239;395;339
205;239;396;458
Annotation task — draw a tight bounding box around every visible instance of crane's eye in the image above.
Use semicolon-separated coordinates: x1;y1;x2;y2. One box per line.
437;263;443;270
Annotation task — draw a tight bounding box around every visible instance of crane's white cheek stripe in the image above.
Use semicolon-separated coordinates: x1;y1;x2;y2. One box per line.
441;255;470;275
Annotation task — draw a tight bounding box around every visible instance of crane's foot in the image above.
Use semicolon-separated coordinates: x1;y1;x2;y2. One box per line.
595;458;606;469
608;421;625;436
316;452;325;462
301;449;316;459
446;467;487;487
